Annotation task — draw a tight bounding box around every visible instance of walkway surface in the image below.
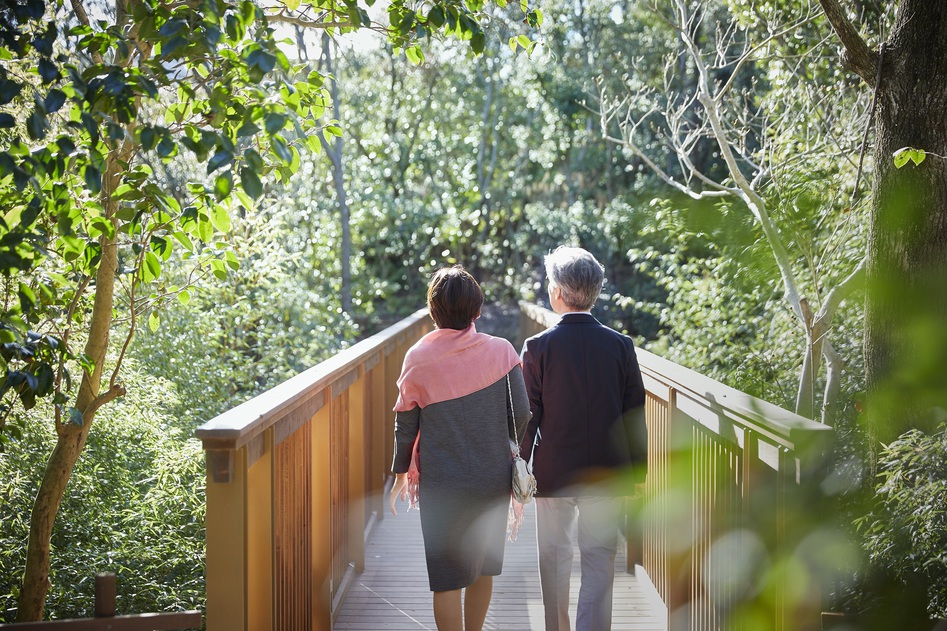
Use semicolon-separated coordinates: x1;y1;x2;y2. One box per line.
334;501;667;630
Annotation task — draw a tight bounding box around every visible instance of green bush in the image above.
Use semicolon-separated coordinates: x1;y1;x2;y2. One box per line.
856;423;947;619
0;364;205;621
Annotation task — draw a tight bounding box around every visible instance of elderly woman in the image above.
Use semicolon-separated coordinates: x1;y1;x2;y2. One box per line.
389;265;530;631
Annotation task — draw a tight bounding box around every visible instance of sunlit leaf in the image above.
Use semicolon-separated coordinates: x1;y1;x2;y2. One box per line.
214;170;233;200
210;204;231;232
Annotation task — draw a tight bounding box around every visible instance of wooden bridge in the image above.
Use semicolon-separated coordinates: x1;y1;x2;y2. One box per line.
195;302;832;631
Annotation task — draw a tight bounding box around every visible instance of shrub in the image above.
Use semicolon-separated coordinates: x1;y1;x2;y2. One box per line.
856;422;947;619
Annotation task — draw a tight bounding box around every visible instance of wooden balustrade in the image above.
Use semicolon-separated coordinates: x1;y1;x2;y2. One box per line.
198;302;833;631
518;301;834;631
195;309;432;631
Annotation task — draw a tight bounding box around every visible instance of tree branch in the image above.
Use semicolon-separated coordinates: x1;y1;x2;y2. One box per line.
81;382;127;421
818;0;879;86
266;10;354;31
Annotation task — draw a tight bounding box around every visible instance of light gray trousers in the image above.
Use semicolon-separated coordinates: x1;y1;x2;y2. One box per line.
536;495;623;631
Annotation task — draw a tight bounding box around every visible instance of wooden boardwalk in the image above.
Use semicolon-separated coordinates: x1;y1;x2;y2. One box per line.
335;501;667;630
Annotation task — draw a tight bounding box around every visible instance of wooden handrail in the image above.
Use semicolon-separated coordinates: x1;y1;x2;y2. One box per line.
196;308;429;450
196;308;433;631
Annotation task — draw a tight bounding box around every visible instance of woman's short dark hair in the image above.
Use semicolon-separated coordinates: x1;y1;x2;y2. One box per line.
427;266;484;330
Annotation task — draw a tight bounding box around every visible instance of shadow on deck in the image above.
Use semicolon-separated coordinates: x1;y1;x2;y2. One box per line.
334;498;667;631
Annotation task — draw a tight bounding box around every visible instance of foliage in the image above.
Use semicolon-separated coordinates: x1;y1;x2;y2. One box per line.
133;205;358;423
856;423;947;619
0;363;204;621
0;0;325;443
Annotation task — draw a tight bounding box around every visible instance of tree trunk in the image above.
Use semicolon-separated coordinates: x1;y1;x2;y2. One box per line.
866;2;947;444
319;34;352;313
16;171;120;622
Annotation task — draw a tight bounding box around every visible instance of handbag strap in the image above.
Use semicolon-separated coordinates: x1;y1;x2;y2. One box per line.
507;374;522;456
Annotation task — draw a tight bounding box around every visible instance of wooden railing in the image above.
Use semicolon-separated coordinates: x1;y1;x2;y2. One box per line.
519;301;834;631
0;574;201;631
199;302;833;631
195;309;432;631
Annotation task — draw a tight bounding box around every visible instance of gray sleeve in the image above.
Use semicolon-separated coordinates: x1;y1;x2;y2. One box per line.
507;365;530;447
391;406;420;473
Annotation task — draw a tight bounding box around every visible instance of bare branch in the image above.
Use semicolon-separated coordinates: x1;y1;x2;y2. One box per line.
818;0;879;85
717;12;820;100
815;258;865;326
265;8;354;31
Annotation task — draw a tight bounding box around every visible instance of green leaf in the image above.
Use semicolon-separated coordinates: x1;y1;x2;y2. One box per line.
148;311;159;332
84;164;101;194
271;136;292;163
140;250;161;283
0;79;22;105
405;46;424;66
172;230;195;252
177;289;191;306
285;0;301;10
210;258;228;280
893;147;926;168
240;167;263;199
18;283;36;311
38;58;59;84
210;204;231;232
207;149;233;174
428;6;445;27
44;89;67;113
27;111;47;140
244;148;264;171
264;112;287;134
471;31;485;55
214;170;233;200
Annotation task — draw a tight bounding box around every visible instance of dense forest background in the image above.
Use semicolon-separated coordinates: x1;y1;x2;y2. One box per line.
1;0;945;624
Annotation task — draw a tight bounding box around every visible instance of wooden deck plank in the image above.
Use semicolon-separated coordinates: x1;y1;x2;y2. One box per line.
334;500;667;630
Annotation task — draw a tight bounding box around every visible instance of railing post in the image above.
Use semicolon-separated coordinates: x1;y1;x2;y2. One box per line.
205;447;247;631
311;399;332;631
349;371;368;573
247;430;273;631
370;352;388;522
94;572;115;618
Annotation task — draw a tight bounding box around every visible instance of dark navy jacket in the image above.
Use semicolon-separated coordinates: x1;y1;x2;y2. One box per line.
520;312;646;496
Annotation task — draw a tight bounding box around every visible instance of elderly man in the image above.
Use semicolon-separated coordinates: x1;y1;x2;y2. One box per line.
520;246;647;631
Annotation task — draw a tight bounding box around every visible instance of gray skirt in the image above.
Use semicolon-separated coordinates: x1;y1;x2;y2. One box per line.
418;485;510;592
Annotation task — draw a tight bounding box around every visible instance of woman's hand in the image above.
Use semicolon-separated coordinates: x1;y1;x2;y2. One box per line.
389;473;408;515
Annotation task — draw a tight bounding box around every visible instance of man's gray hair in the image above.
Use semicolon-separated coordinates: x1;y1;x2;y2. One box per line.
544;246;605;311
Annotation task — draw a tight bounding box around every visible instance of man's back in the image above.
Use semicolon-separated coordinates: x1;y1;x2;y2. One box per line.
521;312;646;496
